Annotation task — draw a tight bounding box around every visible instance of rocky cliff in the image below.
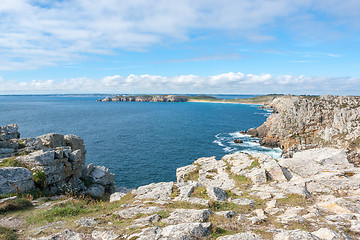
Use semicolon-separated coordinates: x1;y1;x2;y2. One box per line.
248;95;360;165
0;125;116;198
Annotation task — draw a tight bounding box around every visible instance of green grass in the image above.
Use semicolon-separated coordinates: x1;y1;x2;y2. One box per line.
210;227;234;239
0;157;27;168
0;198;33;213
277;194;310;207
245;158;260;170
183;165;200;182
191;187;209;199
33;170;46;190
0;226;18;240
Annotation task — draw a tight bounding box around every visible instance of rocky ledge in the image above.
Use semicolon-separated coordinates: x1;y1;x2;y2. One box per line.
247;95;360;165
0;124;116;198
2;140;360;239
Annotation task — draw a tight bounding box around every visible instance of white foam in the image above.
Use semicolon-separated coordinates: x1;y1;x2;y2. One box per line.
214;131;283;159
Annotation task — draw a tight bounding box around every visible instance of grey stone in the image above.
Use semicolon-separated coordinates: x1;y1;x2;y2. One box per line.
134;182;173;200
0;167;34;194
230;198;255;207
114;206;163;218
86;184;105;198
92;230;119;240
75;217;98;227
206;186;227;201
274;229;320;240
109;192;126;202
129;222;212;240
37;133;65;148
162;209;212;224
312;228;345;240
218;232;264;239
214;210;238;219
37;229;85;240
246;168;267;185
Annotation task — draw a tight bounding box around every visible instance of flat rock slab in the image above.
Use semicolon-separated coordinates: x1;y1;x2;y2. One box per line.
133;182;173;200
218;232;265;240
129;222;212;240
0;167;34;194
162;209;212;224
114;206;163;218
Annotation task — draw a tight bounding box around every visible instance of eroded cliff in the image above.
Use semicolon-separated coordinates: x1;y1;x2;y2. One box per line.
249;95;360;165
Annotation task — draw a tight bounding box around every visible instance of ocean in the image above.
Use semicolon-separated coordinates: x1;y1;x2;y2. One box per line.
0;95;281;188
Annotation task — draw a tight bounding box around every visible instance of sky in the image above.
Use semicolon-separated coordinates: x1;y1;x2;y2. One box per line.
0;0;360;95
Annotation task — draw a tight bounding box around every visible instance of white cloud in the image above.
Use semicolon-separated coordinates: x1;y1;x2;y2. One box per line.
1;72;359;95
0;0;358;70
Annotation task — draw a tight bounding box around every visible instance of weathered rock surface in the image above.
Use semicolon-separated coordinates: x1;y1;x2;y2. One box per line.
162;209;212;224
0;167;34;194
0;125;116;196
249;95;360;165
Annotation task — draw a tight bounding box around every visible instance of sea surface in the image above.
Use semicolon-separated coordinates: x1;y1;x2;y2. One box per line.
0;95;281;188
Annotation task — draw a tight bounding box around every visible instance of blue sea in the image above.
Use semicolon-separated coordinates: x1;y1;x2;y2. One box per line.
0;95;281;188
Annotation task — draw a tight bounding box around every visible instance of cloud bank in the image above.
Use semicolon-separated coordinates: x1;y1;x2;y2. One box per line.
1;0;360;70
1;72;358;95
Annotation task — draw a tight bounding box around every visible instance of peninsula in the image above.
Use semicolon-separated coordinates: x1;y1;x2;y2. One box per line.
97;94;283;104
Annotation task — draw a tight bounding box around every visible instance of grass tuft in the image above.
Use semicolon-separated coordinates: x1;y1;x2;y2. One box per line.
0;226;18;240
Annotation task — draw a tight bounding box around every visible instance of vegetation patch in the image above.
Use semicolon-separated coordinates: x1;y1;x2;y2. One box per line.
0;157;27;168
191;187;208;199
246;158;260;170
183;165;200;182
0;226;18;240
277;194;310;207
0;198;33;213
170;185;180;199
32;170;46;190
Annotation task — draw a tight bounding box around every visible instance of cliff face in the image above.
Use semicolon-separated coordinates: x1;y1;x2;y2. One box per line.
251;95;360;164
0;125;116;197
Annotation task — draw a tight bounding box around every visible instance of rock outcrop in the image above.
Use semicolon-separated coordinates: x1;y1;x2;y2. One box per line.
248;95;360;165
0;125;116;196
11;147;358;239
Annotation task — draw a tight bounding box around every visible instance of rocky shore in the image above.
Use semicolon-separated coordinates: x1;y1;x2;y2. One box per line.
246;95;360;165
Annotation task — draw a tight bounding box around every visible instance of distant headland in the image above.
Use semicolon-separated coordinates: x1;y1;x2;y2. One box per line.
97;94;284;104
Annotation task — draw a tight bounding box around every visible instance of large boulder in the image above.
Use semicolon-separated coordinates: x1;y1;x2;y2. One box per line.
37;133;66;148
0;124;20;141
0;167;34;194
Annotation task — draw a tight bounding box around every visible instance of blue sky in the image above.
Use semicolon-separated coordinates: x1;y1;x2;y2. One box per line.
0;0;359;95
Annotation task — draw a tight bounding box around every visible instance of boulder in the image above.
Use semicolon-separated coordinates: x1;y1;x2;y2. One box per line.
129;222;212;240
274;229;320;240
0;124;20;141
86;184;105;198
114;206;163;218
109;192;126;202
0;167;34;194
206;186;227;201
246;168;267;185
218;232;264;240
311;228;344;240
234;139;243;143
92;230;119;240
133;182;173;200
162;209;212;224
37;133;65;148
